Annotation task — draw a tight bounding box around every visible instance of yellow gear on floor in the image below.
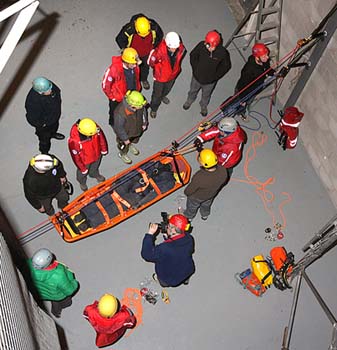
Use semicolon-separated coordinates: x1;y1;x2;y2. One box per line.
251;255;273;287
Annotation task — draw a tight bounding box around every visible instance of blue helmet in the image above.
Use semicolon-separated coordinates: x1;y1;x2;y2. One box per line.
32;77;52;93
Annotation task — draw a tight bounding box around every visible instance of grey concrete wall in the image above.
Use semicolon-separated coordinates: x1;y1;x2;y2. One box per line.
277;0;337;208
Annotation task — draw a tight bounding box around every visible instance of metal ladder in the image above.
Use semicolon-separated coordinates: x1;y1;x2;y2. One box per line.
225;0;284;62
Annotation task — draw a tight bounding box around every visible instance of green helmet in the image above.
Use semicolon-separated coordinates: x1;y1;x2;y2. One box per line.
32;77;52;93
125;90;147;108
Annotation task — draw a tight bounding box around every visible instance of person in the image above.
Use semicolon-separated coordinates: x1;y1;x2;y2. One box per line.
102;48;142;127
23;154;69;216
25;77;65;153
183;30;231;117
147;31;186;118
112;90;148;164
116;13;163;90
184;149;228;220
27;248;79;318
231;42;274;120
141;213;195;287
83;293;136;348
194;117;246;176
68;118;108;191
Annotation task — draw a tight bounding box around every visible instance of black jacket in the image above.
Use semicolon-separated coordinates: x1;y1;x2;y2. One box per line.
115;13;163;50
235;55;272;98
190;41;231;84
25;82;61;128
23;156;66;209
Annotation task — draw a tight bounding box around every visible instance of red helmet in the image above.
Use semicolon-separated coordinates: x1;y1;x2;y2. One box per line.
282;106;304;124
169;214;189;231
252;43;269;58
205;30;221;49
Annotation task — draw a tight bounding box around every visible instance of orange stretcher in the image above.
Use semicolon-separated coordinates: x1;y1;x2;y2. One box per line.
51;151;191;243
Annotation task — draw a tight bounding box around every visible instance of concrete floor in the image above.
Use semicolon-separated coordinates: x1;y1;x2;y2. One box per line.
1;1;337;349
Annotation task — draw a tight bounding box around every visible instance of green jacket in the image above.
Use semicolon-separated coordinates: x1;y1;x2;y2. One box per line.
27;259;79;301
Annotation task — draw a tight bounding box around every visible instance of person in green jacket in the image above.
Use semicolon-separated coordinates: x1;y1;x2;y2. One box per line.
27;248;79;318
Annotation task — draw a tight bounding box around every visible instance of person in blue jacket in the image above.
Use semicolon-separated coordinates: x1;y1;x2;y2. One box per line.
141;213;195;287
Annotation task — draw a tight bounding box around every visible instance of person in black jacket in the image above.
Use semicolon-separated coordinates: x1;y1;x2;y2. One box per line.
116;14;163;90
23;154;69;216
183;30;231;116
25;77;65;153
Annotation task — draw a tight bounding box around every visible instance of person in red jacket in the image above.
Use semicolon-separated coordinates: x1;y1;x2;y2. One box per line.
194;117;246;176
147;31;186;118
83;293;136;348
68;118;108;191
102;48;142;127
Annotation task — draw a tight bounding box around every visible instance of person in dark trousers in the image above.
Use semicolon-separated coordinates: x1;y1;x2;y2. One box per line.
23;154;69;216
102;48;142;127
183;30;231;117
231;42;273;120
112;90;148;164
25;77;65;153
27;248;79;318
194;117;246;176
141;213;195;287
184;149;228;221
116;13;163;90
68;118;108;191
147;31;186;118
83;293;136;348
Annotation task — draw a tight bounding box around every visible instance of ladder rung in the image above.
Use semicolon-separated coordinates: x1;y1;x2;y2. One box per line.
259;36;279;45
261;6;280;15
259;21;279;31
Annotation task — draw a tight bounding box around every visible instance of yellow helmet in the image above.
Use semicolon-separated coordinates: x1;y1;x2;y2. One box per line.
98;294;118;318
125;90;147;108
198;149;218;168
78;118;97;136
122;47;140;64
135;16;150;37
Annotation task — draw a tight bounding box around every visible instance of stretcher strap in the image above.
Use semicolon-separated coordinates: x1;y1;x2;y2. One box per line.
95;201;110;223
111;190;131;216
137;169;162;195
135;170;151;193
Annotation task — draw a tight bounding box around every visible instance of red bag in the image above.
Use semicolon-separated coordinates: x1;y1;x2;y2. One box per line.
236;268;266;297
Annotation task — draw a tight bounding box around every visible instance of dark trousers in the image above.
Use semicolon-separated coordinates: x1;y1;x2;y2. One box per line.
184;196;214;220
186;76;217;109
76;158;102;186
108;100;120;126
139;55;150;82
117;136;140;155
35;122;59;153
39;186;69;216
150;79;176;112
51;296;73;317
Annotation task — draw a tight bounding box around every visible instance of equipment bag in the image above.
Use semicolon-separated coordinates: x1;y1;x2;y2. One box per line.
251;255;273;288
235;268;266;297
269;246;294;291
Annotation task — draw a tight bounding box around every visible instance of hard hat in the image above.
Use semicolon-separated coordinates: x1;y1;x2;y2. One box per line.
125;90;147;108
252;43;269;58
32;248;53;269
199;149;218;168
218;117;237;133
205;30;221;49
135;16;150;37
78;118;97;136
32;77;52;94
30;154;58;172
169;214;190;231
98;294;118;318
165;32;180;49
122;47;141;64
283;106;304;124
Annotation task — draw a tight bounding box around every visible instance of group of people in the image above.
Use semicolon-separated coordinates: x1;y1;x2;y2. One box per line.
22;12;274;348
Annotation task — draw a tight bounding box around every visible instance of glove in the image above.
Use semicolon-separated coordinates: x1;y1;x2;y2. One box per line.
194;138;203;152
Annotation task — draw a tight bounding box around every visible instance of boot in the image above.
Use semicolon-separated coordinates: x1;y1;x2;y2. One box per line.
118;152;132;164
129;144;140;156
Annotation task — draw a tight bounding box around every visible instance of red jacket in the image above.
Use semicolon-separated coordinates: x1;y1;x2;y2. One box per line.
68;122;108;173
197;126;247;168
83;301;136;348
279;106;304;149
147;40;185;82
102;56;141;101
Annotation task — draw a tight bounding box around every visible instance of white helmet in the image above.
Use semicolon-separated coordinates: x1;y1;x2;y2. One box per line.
30;154;58;172
165;32;180;49
32;248;53;269
218;117;237;133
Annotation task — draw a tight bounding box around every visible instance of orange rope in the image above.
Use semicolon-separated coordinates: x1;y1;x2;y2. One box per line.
231;131;292;229
121;288;143;337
